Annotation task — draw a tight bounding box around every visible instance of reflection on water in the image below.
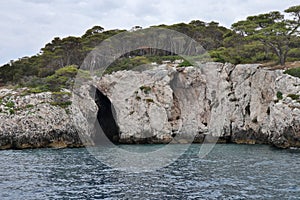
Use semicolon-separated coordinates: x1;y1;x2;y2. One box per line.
0;144;299;199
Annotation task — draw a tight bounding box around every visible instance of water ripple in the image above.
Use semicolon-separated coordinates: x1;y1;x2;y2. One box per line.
0;144;299;199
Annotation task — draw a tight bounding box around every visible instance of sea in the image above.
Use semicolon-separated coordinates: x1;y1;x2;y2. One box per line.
0;144;299;199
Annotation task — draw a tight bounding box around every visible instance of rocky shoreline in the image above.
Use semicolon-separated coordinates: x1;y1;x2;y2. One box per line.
0;62;300;149
0;89;83;149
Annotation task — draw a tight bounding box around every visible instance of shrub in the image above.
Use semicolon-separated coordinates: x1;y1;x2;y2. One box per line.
27;86;49;94
178;60;192;67
76;70;92;81
284;67;300;78
276;91;283;100
105;56;151;74
147;55;182;64
45;65;78;91
287;94;300;100
287;48;300;61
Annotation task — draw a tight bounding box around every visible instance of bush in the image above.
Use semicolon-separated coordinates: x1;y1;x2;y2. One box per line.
284;67;300;78
178;60;192;67
276;91;283;100
287;48;300;61
105;56;151;74
287;94;300;100
45;65;78;91
147;55;182;64
28;86;49;93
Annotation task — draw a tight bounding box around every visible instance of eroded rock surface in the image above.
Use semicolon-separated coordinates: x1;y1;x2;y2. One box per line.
0;89;83;149
0;62;299;149
97;63;300;148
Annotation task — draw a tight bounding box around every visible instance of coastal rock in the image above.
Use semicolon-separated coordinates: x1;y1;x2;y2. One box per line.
96;63;300;148
0;89;83;149
0;62;299;149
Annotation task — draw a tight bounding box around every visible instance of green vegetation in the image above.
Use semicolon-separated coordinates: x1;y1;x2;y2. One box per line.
232;5;300;66
277;91;283;100
9;109;15;115
104;56;151;74
284;67;300;78
50;91;72;109
5;101;15;108
20;86;49;96
25;104;34;109
45;65;78;91
287;94;300;100
147;55;182;64
178;60;192;67
0;5;299;90
50;101;72;109
140;85;152;94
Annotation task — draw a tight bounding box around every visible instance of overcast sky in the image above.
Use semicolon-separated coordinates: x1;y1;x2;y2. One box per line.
0;0;299;65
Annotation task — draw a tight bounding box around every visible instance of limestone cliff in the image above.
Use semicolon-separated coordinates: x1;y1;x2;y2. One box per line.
0;89;82;149
0;62;299;149
96;63;300;148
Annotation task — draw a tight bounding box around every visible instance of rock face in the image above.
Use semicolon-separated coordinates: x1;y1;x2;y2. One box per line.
97;63;300;148
0;89;83;149
0;62;299;149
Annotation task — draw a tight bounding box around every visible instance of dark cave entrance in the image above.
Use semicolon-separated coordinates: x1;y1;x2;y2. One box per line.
93;87;120;144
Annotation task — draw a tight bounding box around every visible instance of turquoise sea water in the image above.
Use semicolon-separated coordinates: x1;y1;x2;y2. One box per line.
0;144;299;199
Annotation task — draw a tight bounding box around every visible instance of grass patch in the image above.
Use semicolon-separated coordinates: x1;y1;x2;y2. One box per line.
52;91;71;96
5;101;15;108
50;101;72;109
26;104;34;109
